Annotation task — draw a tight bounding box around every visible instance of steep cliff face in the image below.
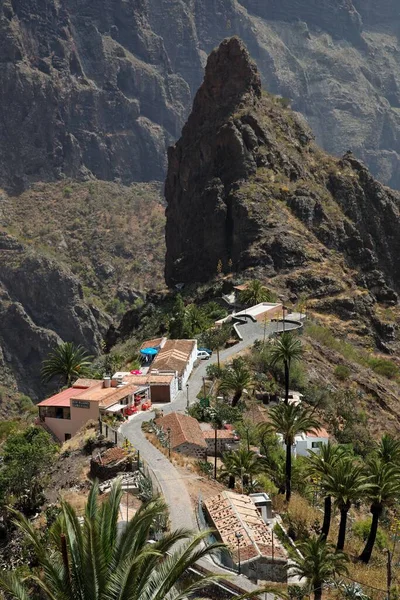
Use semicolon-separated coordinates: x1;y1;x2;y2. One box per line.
0;231;105;400
0;179;166;405
2;0;400;192
0;0;191;192
165;38;400;327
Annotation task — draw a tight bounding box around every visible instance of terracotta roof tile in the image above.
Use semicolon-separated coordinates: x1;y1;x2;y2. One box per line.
307;427;330;439
204;491;287;563
97;447;128;465
152;339;196;376
202;430;236;439
73;378;101;389
72;383;144;408
155;412;207;449
125;374;175;386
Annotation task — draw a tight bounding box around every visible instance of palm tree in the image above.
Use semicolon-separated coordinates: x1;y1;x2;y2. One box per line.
323;458;371;551
41;341;93;387
290;536;349;600
0;479;225;600
376;433;400;465
220;447;261;491
307;442;349;539
266;403;320;502
359;457;400;563
185;304;209;336
270;332;303;405
218;359;253;407
239;279;276;307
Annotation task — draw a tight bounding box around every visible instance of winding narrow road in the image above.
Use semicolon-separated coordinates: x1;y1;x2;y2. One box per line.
121;318;300;593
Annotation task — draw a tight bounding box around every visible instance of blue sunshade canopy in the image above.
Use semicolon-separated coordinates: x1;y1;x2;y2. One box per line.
140;347;158;356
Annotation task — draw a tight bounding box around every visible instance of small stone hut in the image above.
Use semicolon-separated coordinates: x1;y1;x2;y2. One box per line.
155;412;207;458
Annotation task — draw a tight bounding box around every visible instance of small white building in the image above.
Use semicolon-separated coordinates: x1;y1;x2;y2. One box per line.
280;390;303;406
278;428;330;457
249;492;273;522
149;339;197;390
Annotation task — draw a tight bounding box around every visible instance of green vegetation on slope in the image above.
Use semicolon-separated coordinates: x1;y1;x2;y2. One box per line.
0;180;166;316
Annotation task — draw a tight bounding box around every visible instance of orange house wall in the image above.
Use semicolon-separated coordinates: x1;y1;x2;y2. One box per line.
45;401;100;442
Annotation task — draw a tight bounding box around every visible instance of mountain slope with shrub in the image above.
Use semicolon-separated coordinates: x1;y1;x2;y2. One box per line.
0;180;165;404
165;37;400;430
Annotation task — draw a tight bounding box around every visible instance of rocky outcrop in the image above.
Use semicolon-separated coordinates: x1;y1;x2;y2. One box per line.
165;37;400;318
2;0;400;191
0;232;105;400
0;0;191;192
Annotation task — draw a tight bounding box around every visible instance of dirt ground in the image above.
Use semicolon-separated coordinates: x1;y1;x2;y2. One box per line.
175;461;227;509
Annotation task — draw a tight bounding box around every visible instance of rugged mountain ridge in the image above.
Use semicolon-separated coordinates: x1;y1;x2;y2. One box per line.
0;231;105;401
165;37;400;347
2;0;400;192
0;180;165;406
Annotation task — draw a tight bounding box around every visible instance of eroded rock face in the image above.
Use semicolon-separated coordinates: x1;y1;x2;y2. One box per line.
0;233;105;400
2;0;400;191
0;0;191;192
165;37;400;311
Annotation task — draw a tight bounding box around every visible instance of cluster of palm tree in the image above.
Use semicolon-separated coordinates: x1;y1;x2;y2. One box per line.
307;434;400;562
220;447;261;491
262;403;320;502
219;401;321;503
238;279;277;307
215;329;303;410
218;357;253;407
0;480;226;600
169;295;227;338
269;332;303;405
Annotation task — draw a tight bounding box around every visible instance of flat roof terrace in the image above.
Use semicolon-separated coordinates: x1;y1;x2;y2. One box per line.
235;302;282;318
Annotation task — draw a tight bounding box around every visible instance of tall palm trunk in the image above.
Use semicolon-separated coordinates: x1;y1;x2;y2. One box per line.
232;391;242;407
314;581;323;600
337;504;350;551
284;360;290;404
321;495;332;539
285;440;292;502
359;504;382;564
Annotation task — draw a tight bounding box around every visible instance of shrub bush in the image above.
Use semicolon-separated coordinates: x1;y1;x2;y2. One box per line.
334;364;351;381
63;186;73;198
352;519;388;550
196;461;213;478
367;357;399;379
206;363;223;380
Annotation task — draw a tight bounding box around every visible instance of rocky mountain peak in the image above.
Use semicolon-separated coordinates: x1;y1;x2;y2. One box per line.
187;37;261;127
165;37;400;338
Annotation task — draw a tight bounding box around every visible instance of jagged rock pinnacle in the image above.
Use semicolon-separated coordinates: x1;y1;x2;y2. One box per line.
188;36;262;126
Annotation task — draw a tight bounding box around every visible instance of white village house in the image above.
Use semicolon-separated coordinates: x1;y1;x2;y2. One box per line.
277;427;330;457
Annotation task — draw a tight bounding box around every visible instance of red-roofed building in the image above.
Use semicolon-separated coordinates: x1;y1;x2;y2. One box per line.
155;413;207;458
202;429;239;456
38;377;149;442
204;491;287;582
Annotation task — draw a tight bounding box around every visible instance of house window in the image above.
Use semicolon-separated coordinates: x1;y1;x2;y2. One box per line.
312;441;323;449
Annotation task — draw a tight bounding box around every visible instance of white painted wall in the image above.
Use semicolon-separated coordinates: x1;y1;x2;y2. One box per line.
277;432;329;457
180;340;198;389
